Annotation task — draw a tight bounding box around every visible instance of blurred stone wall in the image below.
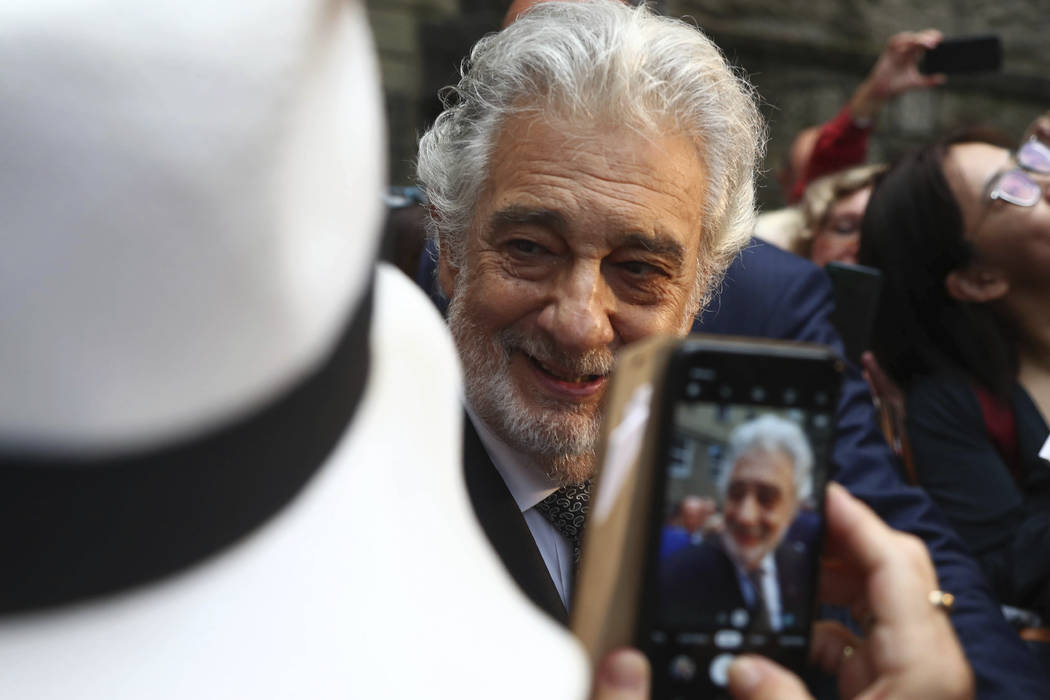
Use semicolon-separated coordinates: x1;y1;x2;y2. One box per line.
366;0;1049;209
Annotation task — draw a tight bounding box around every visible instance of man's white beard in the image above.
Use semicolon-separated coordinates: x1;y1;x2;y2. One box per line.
447;289;614;486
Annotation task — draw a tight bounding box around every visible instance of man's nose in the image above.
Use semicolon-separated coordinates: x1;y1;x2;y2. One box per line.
535;262;615;352
735;493;760;526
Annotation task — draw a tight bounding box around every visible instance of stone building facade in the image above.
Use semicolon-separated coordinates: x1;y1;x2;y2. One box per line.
367;0;1048;209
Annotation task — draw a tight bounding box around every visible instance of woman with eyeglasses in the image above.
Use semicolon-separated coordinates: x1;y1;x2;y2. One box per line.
858;133;1050;627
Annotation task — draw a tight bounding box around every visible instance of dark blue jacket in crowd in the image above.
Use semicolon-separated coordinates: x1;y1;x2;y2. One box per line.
416;237;1049;696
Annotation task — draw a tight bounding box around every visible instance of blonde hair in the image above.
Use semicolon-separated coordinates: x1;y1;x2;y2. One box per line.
798;163;887;257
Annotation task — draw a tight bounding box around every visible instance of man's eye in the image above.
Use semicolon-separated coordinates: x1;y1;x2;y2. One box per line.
508;239;547;256
619;260;662;277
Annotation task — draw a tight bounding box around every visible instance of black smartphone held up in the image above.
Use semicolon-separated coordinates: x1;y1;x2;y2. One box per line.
919;35;1002;75
637;338;842;699
825;261;883;367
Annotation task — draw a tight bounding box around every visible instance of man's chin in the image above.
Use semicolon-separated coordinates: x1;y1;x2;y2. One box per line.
545;450;596;486
724;535;772;570
489;401;600;484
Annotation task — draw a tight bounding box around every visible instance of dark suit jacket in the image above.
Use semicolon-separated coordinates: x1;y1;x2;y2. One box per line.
462;414;568;624
422;237;1049;696
660;534;812;633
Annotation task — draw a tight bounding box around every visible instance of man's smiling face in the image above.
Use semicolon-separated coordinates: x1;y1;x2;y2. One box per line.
441;114;708;483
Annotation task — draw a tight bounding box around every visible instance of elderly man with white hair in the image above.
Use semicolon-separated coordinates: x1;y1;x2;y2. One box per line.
419;0;762;620
661;415;818;634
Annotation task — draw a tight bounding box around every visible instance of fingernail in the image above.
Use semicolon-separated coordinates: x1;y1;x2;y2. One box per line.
728;657;761;691
601;649;648;690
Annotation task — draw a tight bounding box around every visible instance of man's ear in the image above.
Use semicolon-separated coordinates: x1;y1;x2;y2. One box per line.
437;243;458;299
428;204;459;299
434;224;462;300
945;264;1009;303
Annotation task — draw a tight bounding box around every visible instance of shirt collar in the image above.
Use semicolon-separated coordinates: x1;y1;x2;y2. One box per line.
465;402;559;512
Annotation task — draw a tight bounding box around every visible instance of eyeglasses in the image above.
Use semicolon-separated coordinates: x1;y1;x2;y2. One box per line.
988;138;1050;207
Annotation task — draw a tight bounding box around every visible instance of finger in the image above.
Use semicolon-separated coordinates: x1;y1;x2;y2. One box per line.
727;655;813;700
915;29;943;48
818;556;865;608
822;484;939;623
822;484;890;569
809;620;861;674
810;622;880;700
590;648;650;700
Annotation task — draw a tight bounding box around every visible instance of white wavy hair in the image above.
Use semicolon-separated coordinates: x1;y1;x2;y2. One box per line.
416;0;765;310
718;414;814;503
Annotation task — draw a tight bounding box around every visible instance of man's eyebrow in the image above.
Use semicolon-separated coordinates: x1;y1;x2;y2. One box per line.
487;206;567;234
616;232;687;267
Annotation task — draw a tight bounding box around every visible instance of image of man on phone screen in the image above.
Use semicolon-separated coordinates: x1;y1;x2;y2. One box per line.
660;414;819;634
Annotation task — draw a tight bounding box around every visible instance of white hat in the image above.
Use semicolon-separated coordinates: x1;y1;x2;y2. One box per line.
0;1;587;697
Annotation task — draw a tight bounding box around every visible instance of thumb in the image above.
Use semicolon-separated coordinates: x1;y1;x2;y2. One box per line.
728;655;813;700
591;648;651;700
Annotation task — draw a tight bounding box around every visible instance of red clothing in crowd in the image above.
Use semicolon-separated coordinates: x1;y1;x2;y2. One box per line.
790;104;874;202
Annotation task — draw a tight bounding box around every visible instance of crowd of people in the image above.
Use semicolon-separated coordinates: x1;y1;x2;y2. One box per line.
3;0;1048;698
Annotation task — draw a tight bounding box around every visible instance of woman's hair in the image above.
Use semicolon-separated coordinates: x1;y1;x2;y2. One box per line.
416;0;765;309
858;136;1017;395
796;163;887;258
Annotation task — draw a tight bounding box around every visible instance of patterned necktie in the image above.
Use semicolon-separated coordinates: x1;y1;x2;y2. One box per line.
747;568;774;633
534;479;591;565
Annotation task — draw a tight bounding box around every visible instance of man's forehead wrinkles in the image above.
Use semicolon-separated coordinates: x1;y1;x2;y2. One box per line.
493;167;699;230
525;151;699;203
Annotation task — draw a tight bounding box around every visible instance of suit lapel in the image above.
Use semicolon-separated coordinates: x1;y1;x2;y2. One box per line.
461;412;568;624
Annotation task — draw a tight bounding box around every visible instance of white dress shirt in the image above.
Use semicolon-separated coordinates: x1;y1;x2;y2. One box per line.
467;405;576;609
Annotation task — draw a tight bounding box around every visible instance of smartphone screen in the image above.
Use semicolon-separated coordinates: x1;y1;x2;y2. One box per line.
636;340;841;699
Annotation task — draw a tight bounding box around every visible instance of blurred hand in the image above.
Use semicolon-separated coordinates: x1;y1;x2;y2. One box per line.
802;483;973;700
851;30;946;120
591;484;974;700
590;648;650;700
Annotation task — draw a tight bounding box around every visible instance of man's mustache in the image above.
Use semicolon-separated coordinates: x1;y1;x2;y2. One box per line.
498;328;615;378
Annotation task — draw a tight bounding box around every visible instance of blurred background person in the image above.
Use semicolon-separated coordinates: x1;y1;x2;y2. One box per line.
659;495;721;559
797;163;888;267
779;30;944;203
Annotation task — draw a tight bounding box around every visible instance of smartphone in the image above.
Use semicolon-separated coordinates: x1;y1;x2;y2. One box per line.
919;35;1002;75
825;261;883;367
636;337;842;699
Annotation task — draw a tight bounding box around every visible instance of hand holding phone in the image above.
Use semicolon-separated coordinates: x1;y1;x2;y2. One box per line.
586;485;974;700
573;335;842;699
